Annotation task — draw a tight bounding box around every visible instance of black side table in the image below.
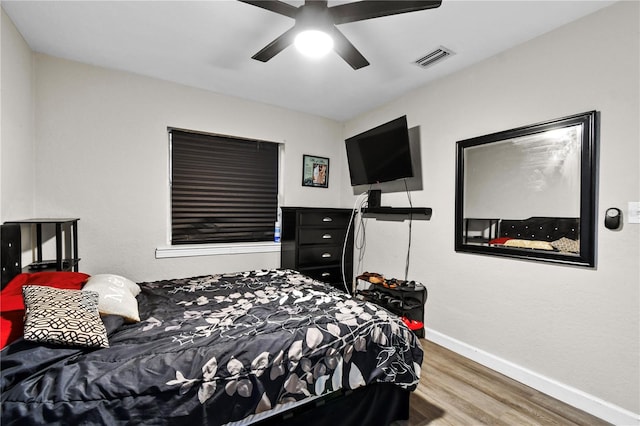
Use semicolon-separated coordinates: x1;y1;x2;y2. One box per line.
3;218;80;272
356;280;427;338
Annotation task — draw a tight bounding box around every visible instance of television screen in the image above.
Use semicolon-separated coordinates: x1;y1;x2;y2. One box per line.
345;116;413;186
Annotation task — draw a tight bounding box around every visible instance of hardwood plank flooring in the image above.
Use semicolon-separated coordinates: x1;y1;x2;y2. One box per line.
405;339;611;426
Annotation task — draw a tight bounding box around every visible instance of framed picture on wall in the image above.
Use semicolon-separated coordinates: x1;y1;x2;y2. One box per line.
302;155;329;188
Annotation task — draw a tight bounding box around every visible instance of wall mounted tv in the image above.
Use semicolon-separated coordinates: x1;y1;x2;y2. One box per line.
345;116;414;186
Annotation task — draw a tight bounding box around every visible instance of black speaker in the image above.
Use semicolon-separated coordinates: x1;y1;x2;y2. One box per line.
368;190;381;208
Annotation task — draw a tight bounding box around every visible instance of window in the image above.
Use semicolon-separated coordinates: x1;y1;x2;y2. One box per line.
170;129;279;245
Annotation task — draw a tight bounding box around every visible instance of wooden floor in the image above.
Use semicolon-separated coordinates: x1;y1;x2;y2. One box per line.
405;339;611;426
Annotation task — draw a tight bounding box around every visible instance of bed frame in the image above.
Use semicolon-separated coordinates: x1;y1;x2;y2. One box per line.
1;223;22;288
498;217;579;241
255;384;409;425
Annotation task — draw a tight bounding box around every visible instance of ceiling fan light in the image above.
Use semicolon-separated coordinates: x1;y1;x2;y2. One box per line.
294;30;334;58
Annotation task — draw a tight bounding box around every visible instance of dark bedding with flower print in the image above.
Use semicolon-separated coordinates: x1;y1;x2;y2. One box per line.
1;269;423;425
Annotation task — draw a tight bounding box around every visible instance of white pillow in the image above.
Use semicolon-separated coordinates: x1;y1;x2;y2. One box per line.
83;274;141;322
503;239;555;251
88;273;141;296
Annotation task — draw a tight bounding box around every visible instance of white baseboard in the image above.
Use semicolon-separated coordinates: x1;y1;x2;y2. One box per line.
426;329;640;426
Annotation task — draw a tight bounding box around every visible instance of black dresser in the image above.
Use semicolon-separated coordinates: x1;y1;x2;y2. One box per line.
280;207;354;293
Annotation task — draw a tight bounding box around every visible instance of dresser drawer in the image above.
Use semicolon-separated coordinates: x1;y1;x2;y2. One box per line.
298;211;350;228
300;266;343;284
298;246;343;266
298;228;348;245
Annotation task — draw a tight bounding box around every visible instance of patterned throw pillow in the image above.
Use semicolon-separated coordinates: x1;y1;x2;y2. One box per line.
22;286;109;348
550;237;580;253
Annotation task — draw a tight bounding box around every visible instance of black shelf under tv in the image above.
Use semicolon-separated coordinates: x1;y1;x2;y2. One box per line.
361;207;432;221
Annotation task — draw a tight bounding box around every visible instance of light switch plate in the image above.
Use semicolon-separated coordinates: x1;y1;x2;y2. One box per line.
628;201;640;224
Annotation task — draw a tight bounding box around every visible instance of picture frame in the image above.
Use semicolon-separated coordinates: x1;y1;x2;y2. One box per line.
302;155;329;188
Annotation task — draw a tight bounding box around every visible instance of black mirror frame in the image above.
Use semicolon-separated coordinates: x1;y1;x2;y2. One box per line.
455;111;598;267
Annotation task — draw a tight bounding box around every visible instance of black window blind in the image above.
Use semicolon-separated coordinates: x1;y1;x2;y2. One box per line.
170;129;279;245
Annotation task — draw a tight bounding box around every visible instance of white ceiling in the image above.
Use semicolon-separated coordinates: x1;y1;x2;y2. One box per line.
2;0;616;122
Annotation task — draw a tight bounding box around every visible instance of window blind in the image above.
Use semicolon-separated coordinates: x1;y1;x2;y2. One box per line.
170;129;279;245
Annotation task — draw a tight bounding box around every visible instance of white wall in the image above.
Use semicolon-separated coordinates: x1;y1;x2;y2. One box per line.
1;9;35;221
341;1;639;418
30;54;344;282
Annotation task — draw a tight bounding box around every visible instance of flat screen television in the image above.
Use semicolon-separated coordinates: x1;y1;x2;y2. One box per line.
345;116;413;186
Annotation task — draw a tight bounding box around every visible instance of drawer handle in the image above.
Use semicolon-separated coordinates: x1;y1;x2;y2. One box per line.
321;272;331;277
322;253;332;258
322;217;333;222
322;234;332;239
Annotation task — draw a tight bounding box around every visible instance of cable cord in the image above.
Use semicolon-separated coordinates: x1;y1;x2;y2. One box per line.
342;192;369;294
354;195;369;278
404;179;413;281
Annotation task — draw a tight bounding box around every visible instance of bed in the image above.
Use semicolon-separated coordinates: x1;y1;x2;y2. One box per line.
490;217;580;253
1;268;423;425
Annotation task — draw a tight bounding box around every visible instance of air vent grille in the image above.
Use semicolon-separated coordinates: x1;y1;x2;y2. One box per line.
414;46;454;69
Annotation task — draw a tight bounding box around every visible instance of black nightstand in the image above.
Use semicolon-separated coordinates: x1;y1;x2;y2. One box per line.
2;218;80;278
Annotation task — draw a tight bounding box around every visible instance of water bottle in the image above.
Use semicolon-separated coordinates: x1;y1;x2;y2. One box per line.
274;221;281;242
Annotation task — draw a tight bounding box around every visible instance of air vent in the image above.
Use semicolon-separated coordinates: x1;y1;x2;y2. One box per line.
414;46;454;69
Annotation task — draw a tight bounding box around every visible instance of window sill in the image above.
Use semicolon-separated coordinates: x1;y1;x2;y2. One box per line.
155;242;281;259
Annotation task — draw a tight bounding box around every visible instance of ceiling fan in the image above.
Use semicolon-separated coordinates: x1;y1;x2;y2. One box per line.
238;0;443;70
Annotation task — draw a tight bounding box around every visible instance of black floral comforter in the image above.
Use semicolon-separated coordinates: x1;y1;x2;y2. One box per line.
1;269;423;425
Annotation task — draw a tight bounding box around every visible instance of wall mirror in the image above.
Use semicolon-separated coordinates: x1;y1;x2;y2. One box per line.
455;111;598;267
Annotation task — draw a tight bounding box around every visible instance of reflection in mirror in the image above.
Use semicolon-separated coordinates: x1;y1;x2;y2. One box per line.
455;111;598;267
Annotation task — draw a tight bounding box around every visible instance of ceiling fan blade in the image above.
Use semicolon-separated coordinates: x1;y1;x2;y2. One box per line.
237;0;298;19
330;1;442;25
252;26;297;63
331;27;369;70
